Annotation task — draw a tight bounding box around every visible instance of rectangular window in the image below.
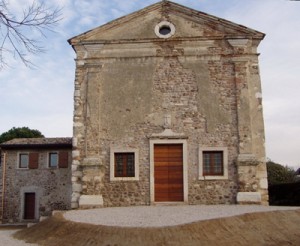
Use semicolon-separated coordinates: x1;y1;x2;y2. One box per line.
115;153;135;177
203;151;223;175
18;153;39;169
199;147;228;180
110;148;139;181
19;153;29;168
49;153;58;168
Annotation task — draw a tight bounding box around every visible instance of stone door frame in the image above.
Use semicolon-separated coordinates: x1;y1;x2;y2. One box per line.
20;186;41;221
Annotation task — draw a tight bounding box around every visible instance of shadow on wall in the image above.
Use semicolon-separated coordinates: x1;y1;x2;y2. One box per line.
269;182;300;206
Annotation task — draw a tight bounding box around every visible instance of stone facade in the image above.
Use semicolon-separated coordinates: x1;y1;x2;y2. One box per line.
0;138;72;223
69;1;268;208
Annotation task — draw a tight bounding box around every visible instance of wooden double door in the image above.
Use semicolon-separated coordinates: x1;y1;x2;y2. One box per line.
154;144;184;202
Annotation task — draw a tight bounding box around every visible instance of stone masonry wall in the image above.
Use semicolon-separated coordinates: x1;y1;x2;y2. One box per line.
72;39;244;207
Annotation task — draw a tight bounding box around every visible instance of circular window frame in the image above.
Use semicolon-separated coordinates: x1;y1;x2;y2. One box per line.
155;21;175;39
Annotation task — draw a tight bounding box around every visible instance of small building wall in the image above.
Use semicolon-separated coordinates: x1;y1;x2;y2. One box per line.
1;148;72;223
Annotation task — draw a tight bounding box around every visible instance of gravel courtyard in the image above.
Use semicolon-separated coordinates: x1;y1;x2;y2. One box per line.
3;205;300;245
64;204;300;227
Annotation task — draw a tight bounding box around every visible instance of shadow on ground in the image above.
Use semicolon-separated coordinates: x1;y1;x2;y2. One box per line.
13;209;300;246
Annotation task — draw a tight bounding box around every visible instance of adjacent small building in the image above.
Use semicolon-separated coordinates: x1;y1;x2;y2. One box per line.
0;138;72;223
68;1;268;208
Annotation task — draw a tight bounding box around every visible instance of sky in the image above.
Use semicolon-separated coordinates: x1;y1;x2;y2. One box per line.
0;0;299;168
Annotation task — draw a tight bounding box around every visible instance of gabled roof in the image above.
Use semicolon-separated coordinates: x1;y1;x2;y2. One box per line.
68;0;264;46
0;138;72;150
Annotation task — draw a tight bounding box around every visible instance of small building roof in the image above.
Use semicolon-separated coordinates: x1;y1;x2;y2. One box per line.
0;138;72;150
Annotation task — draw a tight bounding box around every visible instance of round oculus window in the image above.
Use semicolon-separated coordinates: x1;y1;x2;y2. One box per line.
159;26;171;35
155;21;175;39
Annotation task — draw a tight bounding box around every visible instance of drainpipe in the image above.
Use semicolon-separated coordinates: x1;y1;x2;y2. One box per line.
1;151;6;223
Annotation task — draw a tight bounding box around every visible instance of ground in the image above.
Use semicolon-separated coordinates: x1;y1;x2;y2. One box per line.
10;209;300;246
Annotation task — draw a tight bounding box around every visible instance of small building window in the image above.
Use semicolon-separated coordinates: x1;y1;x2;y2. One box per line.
110;148;139;181
49;153;58;168
19;153;29;168
199;147;228;180
48;152;69;168
18;153;39;169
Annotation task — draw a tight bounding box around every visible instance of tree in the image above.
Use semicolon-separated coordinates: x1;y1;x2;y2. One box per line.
0;0;61;68
266;160;295;186
0;126;44;144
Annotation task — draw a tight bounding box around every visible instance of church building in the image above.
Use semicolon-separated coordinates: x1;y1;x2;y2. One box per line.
68;0;268;208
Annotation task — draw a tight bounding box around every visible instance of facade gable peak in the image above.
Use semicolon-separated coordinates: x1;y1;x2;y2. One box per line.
68;1;264;46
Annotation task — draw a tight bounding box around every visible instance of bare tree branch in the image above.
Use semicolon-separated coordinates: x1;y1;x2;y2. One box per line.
0;0;62;69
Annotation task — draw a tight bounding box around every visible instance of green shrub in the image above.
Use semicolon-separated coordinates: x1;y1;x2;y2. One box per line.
0;127;44;144
267;161;295;186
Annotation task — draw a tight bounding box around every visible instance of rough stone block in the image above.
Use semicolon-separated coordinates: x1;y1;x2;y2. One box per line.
72;171;83;178
72;150;80;158
79;195;104;207
83;157;101;166
237;192;261;204
72;183;82;192
237;154;259;166
82;175;92;182
71;202;79;209
72;164;79;172
259;178;268;189
71;193;80;202
72;137;78;147
71;177;78;182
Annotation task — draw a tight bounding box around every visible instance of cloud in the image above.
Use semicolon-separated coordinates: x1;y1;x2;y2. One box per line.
0;36;74;137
